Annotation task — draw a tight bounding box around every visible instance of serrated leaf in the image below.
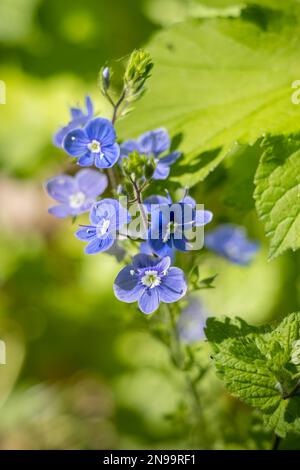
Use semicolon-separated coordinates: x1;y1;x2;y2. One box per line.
213;336;281;412
118;11;300;186
254;134;300;260
263;397;300;437
205;316;260;347
206;312;300;436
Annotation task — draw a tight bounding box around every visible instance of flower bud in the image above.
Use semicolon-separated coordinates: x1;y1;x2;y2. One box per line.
99;66;110;94
124;49;153;103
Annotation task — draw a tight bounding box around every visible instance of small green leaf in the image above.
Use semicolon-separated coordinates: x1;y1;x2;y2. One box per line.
254;134;300;260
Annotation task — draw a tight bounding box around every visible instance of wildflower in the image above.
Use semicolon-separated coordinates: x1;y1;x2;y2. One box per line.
53;96;94;148
205;224;259;265
45;169;107;218
63;117;120;169
120;128;181;180
113;254;187;314
144;194;213;257
177;298;208;343
75;198;130;254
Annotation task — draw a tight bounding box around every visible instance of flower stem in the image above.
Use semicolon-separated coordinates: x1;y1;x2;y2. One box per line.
105;89;127;193
162;303;208;447
131;178;148;237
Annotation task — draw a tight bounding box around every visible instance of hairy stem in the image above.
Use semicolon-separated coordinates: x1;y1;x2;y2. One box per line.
104;89;127;193
131;178;148;237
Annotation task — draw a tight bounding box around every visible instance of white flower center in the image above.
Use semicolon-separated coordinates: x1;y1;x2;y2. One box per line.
88;139;101;153
69;191;85;209
97;218;110;236
141;270;161;288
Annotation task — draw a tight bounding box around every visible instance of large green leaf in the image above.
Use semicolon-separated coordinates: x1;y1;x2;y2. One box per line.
118;11;300;186
206;313;300;437
254;134;300;260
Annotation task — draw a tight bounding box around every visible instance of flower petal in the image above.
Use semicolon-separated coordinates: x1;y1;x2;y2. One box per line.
85;234;114;254
138;288;160;314
159;151;181;166
139;128;170;155
78;153;95;167
45;175;75;202
53;122;78;148
153;163;170;180
48;204;71;218
195;210;213;226
113;265;140;302
155;256;171;274
149;236;174;258
75;226;97;241
159;267;187;303
75;169;108;197
85;118;116;146
173;236;191;252
180;195;196;208
63;129;89;157
120;139;140;157
85;95;94;117
95;143;120;169
143;195;171;213
132;254;159;269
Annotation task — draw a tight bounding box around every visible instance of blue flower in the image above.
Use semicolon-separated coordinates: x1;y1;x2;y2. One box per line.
177;298;208;344
53;96;94;148
113;254;187;314
205;224;259;265
45;169;108;218
144;194;213;258
63;117;120;169
120;128;181;180
75;198;131;254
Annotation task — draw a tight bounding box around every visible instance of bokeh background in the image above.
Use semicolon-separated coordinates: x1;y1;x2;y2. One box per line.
0;0;300;449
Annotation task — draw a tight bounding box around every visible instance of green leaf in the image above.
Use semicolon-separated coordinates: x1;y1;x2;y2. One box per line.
205;316;260;347
118;11;300;186
254;134;300;260
206;312;300;436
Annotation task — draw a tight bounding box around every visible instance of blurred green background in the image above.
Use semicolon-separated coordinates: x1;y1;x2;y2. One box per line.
0;0;300;450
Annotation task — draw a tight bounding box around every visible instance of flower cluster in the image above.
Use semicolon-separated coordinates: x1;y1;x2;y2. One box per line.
45;50;259;319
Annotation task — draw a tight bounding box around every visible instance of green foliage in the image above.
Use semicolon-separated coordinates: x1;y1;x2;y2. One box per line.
206;313;300;437
124;49;154;105
254;134;300;260
121;150;155;183
118;7;300;187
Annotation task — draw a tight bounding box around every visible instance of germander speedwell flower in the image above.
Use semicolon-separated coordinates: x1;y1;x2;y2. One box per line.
205;224;259;265
45;169;108;218
120;128;181;180
75;198;131;254
144;194;213;258
114;254;187;314
63;117;120;169
53;96;94;148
